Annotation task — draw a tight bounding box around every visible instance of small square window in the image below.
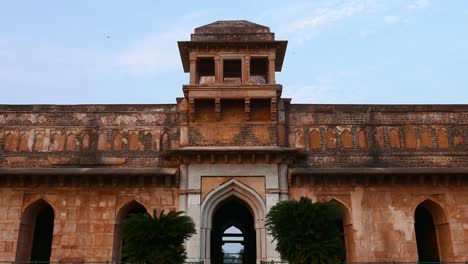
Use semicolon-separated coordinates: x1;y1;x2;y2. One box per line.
197;58;215;84
223;59;242;83
250;57;268;84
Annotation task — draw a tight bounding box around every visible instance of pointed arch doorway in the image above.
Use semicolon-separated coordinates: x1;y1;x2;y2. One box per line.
200;179;267;264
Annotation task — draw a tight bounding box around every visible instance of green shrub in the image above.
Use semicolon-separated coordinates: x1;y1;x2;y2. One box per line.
119;210;196;264
266;197;345;264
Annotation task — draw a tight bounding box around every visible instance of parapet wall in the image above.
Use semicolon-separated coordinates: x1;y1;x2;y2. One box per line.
0;105;179;168
288;104;468;167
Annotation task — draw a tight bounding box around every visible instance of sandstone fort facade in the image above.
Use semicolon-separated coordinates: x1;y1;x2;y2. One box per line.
0;21;467;264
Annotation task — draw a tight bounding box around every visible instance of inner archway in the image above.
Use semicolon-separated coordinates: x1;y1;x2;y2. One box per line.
222;226;244;262
112;201;148;262
16;199;55;262
330;199;354;262
414;199;453;261
211;197;256;264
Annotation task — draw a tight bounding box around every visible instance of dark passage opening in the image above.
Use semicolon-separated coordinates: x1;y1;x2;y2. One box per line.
121;204;147;263
249;58;268;84
113;201;148;263
331;201;349;262
197;57;215;84
415;205;440;262
211;198;256;264
16;200;55;262
223;59;242;83
30;204;55;262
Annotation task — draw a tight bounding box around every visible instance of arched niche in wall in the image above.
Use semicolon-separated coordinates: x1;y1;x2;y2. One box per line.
330;198;355;262
81;132;90;150
414;199;454;262
112;132;123;151
65;133;76;151
341;129;353;149
160;131;170;151
112;200;148;262
16;199;55;262
309;129;321;150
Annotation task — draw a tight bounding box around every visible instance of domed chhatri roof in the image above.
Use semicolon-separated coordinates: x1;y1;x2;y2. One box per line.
178;20;287;72
191;20;275;42
195;20;270;34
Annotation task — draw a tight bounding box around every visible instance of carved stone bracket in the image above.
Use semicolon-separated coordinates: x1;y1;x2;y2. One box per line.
271;97;277;121
161;146;305;165
215;98;221;121
0;168;178;187
189;98;195;122
245;97;251;121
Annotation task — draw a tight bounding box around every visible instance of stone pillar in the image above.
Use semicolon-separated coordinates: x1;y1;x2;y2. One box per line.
243;55;251;84
218;57;224;83
278;163;288;201
178;164;188;212
186;193;201;262
214;55;221;83
268;56;275;84
277;99;287;146
189;53;197;84
178;98;189;146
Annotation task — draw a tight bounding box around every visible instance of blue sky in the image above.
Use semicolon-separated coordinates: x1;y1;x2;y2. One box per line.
1;0;467;104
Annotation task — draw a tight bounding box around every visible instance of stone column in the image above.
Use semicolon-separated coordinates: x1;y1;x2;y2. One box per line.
214;55;221;83
243;55;251;84
265;165;282;261
178;164;188;212
218;57;224;83
278;163;288;201
189;53;197;84
268;56;275;84
186;193;201;262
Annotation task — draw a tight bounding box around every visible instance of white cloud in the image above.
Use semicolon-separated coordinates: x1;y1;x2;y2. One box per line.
384;15;401;25
267;1;371;44
278;1;370;34
409;0;430;9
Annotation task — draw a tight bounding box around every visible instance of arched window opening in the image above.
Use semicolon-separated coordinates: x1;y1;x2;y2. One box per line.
414;199;453;262
16;199;55;262
222;226;244;263
112;201;148;262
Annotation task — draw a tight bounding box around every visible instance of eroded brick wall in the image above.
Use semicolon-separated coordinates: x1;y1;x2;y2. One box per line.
290;178;468;261
0;105;179;168
184;99;279;146
288;104;468;167
0;185;178;261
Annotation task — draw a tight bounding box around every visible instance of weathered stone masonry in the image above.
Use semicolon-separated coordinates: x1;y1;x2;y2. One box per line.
0;20;467;263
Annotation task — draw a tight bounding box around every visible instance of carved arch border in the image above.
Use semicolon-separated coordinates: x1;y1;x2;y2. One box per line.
200;179;267;264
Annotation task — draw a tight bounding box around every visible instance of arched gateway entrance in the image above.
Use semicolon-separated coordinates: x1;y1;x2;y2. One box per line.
200;179;267;264
211;198;256;264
